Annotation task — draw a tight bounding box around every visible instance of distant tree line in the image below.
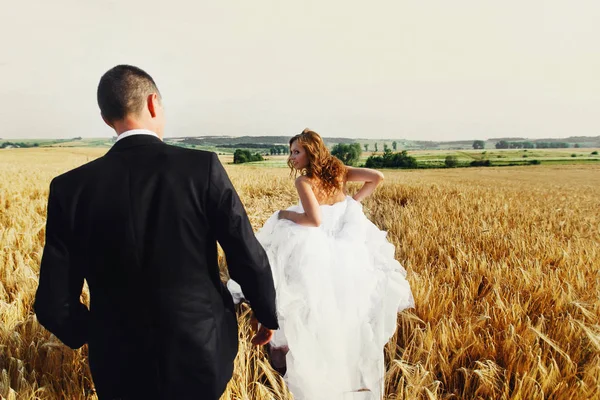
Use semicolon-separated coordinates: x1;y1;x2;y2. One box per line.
220;143;278;149
181;136;293;146
474;140;583;149
1;141;38;148
365;149;417;169
269;145;289;155
233;149;264;164
532;142;571;149
494;140;570;149
362;149;543;170
1;137;82;149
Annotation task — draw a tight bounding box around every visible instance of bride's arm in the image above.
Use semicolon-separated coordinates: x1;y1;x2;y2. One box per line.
346;166;384;202
278;176;322;227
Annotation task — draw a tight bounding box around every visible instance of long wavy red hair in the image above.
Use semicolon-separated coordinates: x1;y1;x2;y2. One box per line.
288;128;347;198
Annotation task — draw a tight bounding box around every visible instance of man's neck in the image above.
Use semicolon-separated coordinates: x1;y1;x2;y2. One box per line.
115;129;161;143
115;122;146;135
114;120;161;140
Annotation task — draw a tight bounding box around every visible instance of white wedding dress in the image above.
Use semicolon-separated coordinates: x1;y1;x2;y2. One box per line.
228;196;414;400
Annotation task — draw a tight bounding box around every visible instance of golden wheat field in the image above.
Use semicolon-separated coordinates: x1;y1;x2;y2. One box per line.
1;147;599;400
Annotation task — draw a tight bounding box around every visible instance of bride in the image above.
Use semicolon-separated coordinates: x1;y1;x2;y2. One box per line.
229;128;414;399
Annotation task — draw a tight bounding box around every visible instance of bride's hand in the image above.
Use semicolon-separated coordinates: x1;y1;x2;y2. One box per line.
251;325;274;346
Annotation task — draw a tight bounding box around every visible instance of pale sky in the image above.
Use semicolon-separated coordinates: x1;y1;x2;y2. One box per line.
0;0;598;141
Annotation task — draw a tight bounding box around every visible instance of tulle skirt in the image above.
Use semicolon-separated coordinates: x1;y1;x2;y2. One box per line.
230;197;414;399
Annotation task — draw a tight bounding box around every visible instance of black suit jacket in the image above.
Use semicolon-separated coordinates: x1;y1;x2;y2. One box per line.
34;135;278;400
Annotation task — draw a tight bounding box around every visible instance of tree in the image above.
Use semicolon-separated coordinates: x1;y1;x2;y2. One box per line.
495;140;509;149
473;140;485;150
383;143;389;152
233;149;248;164
444;155;459;168
509;142;523;149
331;143;362;166
470;159;491;167
374;143;378;152
392;141;397;151
233;149;264;164
363;143;369;152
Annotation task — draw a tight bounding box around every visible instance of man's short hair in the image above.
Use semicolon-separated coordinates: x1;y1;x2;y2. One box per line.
97;65;161;123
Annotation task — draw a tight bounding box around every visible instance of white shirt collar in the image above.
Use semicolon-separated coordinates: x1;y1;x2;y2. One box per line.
116;129;161;142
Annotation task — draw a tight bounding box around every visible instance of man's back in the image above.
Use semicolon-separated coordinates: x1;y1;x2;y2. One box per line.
35;135;278;399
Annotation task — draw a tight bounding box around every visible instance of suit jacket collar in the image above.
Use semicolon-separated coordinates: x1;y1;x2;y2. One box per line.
107;134;165;153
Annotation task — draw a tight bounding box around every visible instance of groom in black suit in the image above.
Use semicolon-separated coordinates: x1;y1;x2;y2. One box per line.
34;65;278;400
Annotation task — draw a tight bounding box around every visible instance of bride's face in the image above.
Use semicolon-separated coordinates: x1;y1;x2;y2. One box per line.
289;140;309;170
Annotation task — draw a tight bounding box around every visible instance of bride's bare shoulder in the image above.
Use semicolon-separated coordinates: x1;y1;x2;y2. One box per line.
295;175;313;187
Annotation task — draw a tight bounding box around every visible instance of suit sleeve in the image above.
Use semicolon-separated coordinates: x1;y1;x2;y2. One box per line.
206;153;279;329
34;178;89;348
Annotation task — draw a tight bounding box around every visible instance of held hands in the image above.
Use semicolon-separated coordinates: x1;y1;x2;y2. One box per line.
278;210;289;220
250;315;273;346
251;325;274;346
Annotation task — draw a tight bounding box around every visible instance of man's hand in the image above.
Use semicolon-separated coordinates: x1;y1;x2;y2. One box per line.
251;325;274;346
277;210;289;220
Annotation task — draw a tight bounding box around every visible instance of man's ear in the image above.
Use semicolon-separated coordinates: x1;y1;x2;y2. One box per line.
147;93;160;118
101;114;114;129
